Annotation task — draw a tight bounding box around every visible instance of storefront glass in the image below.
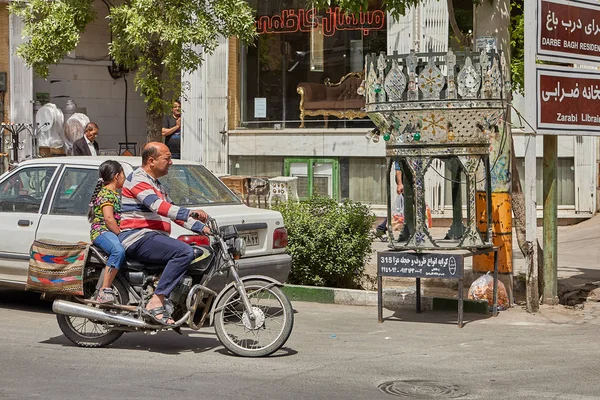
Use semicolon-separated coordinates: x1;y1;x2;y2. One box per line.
240;0;386;129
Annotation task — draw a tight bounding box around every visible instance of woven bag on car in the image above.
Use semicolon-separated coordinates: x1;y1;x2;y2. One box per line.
26;239;89;296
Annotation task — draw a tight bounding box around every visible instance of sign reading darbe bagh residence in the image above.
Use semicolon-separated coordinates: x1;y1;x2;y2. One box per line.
537;66;600;133
538;0;600;63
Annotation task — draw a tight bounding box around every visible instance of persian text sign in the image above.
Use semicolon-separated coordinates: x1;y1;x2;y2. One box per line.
378;252;463;279
537;65;600;134
538;0;600;63
255;7;385;36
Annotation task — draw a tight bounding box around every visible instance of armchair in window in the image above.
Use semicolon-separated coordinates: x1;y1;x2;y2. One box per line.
296;72;366;128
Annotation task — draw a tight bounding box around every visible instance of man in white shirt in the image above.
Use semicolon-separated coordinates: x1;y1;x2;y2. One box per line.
73;122;100;156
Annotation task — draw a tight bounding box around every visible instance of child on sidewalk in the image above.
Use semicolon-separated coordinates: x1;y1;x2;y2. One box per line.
87;160;126;304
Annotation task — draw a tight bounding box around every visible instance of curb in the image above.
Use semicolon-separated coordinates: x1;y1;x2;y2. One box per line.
282;284;490;314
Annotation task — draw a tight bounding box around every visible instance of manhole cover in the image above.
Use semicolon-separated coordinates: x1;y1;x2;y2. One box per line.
378;380;469;398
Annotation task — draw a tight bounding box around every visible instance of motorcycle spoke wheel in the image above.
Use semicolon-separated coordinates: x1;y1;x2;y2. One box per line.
214;280;293;357
57;276;129;348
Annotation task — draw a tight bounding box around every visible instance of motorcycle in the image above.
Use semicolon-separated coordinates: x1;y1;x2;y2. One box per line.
52;218;294;357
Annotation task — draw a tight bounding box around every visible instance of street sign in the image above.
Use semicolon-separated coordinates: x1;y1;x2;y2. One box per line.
536;65;600;135
537;0;600;65
377;251;463;279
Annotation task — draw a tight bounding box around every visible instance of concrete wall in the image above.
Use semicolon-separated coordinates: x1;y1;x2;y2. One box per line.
229;129;384;158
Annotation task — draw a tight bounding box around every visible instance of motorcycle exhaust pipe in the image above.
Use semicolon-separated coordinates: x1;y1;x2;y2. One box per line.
53;300;160;329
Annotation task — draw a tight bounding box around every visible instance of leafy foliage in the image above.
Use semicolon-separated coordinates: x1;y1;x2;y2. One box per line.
9;0;257;135
510;1;524;95
273;196;376;289
9;0;96;78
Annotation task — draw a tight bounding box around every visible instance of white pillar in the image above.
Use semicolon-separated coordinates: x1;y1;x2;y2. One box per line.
9;14;34;161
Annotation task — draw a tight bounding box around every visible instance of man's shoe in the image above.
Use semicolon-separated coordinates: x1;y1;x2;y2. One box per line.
372;229;388;242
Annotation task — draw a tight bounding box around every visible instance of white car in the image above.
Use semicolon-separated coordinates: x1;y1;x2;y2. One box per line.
0;156;291;290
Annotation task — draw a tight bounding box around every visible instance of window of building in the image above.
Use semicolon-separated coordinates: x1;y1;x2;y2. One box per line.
240;0;386;129
515;157;576;206
346;157;387;205
284;158;339;200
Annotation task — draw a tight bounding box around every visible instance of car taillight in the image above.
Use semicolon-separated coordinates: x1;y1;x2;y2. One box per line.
177;235;210;246
273;227;288;249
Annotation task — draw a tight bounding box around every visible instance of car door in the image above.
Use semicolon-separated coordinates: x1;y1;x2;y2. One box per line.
36;166;99;244
0;165;59;283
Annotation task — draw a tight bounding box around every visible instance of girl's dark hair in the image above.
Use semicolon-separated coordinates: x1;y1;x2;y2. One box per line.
87;160;124;223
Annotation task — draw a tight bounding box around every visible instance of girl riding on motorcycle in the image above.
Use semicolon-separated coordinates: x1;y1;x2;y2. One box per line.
87;160;126;304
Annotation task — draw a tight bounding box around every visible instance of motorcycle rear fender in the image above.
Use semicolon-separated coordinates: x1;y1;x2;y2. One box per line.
209;275;284;325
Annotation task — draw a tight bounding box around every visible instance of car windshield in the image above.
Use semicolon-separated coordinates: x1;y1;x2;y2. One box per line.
159;164;241;206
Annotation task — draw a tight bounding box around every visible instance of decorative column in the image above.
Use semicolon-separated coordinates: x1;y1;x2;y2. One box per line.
404;157;436;248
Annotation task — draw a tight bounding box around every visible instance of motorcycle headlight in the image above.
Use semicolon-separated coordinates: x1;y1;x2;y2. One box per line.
234;237;246;257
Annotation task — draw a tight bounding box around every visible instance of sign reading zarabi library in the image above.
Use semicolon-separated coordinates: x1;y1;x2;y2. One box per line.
537;65;600;134
378;252;463;279
538;0;600;64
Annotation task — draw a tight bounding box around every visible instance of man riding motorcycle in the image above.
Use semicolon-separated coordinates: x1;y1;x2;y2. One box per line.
118;142;210;326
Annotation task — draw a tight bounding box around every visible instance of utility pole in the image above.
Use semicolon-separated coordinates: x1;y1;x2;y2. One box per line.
524;0;539;312
542;136;558;304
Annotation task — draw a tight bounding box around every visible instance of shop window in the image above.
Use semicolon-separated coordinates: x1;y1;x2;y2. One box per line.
241;0;386;129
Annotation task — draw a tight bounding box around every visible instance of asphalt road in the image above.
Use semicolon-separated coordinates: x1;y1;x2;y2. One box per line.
1;288;599;400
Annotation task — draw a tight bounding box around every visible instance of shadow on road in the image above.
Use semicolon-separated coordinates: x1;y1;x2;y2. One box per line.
558;266;600;288
42;326;298;357
42;329;225;355
214;346;298;358
384;309;491;327
0;288;53;314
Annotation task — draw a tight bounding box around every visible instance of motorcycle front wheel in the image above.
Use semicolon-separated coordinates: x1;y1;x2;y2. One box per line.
56;275;129;348
214;280;294;357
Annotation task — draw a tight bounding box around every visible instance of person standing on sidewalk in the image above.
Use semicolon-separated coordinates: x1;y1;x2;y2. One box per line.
161;100;181;159
373;161;404;241
73;122;100;156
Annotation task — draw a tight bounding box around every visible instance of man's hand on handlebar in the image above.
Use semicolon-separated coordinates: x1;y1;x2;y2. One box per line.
202;226;211;235
189;209;208;222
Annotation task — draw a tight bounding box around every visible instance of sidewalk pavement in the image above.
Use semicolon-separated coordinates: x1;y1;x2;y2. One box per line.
284;214;600;312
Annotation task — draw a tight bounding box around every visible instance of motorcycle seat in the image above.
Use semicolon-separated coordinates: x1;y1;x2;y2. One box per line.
90;245;164;271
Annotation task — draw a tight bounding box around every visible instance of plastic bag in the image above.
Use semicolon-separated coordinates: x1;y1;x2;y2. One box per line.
392;194;404;232
36;103;65;149
63;113;90;156
468;272;509;310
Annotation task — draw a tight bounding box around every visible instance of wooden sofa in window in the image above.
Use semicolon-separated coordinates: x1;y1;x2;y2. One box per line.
296;72;366;128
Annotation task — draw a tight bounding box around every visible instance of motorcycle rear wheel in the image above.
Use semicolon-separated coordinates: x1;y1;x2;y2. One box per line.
214;280;294;357
57;275;129;348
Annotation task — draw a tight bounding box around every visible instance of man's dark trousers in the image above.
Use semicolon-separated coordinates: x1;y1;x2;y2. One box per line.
123;231;194;296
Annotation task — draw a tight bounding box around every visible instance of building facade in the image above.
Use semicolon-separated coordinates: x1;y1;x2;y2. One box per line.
181;0;598;218
1;1;598;218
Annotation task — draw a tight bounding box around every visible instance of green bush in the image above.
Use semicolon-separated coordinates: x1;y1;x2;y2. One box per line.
273;196;376;289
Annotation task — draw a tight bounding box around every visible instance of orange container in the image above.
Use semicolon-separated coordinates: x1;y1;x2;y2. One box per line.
473;191;512;273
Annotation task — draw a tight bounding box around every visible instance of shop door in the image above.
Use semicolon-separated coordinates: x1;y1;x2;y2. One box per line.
284;158;339;200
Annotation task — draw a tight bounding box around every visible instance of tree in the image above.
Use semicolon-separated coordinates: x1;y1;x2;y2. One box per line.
9;0;257;142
